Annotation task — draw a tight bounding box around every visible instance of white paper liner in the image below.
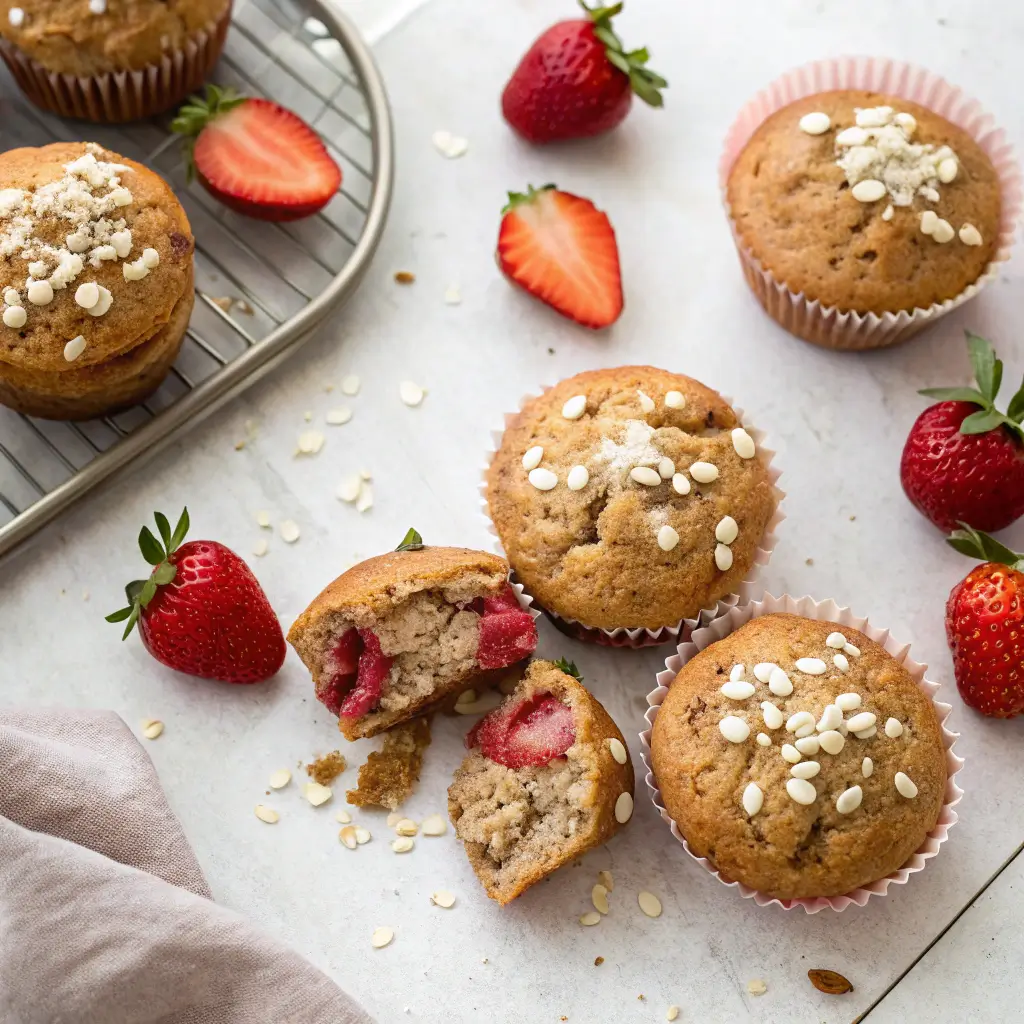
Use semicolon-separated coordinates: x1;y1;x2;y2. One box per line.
640;593;964;912
0;5;231;123
479;384;785;649
720;56;1022;350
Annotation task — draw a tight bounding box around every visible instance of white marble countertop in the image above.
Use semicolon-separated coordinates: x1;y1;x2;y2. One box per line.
3;0;1024;1021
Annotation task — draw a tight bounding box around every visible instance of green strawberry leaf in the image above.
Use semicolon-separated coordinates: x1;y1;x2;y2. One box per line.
151;562;177;586
120;605;140;641
140;578;158;607
948;523;1024;568
105;606;133;623
503;184;556;214
138;527;164;566
918;386;987;404
154;511;172;550
606;50;631;74
395;528;424;552
581;0;667;106
592;26;622;51
959;408;1006;435
1007;377;1024;423
966;332;998;401
125;579;147;604
553;657;583;681
169;507;190;552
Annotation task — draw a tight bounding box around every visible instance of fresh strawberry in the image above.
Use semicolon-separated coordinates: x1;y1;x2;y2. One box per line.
502;1;666;143
945;524;1024;718
106;508;285;684
497;184;623;329
171;86;342;222
901;332;1024;533
471;692;576;769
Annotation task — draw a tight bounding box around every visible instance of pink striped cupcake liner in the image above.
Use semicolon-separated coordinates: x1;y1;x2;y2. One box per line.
480;385;785;649
641;593;964;912
720;56;1022;350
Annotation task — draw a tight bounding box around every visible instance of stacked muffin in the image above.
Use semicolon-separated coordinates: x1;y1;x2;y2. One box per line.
0;142;195;420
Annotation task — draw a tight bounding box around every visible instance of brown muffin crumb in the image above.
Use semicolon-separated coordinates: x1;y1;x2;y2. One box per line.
306;750;347;786
347;718;432;810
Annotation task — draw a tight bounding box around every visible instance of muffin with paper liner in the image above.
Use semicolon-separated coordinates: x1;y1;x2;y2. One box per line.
482;366;784;648
721;58;1021;349
0;0;232;122
642;595;963;912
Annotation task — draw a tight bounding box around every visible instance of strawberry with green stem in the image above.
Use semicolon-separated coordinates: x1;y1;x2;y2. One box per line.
107;508;286;684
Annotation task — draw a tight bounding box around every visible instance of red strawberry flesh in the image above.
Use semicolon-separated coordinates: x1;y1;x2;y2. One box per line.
193;98;342;222
317;628;361;715
472;693;576;769
477;585;537;669
338;629;394;718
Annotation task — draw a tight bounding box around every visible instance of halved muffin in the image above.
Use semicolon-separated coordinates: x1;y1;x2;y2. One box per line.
448;660;635;904
288;544;538;740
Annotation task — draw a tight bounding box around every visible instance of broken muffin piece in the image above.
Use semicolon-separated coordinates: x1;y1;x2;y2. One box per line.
287;546;538;740
448;659;634;905
347;717;432;811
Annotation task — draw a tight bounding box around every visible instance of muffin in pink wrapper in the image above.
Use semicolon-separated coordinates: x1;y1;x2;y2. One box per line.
481;366;784;649
0;0;232;123
721;57;1021;350
641;594;963;912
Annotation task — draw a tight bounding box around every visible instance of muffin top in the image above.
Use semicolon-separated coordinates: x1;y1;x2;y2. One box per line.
650;614;947;900
0;142;194;373
0;0;229;75
486;366;777;631
727;90;1001;314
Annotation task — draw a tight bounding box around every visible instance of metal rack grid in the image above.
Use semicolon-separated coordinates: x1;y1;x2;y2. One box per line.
0;0;394;559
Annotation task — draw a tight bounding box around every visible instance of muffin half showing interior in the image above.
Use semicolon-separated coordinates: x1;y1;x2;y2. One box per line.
288;541;539;740
449;659;635;905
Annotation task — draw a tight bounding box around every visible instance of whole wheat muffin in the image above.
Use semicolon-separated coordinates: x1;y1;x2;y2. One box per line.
651;614;947;899
486;366;778;632
449;659;635;905
0;0;231;121
727;90;1001;315
288;543;538;740
0;142;194;419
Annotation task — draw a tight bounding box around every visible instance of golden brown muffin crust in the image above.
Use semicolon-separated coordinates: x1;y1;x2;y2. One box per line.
651;614;947;899
0;0;230;75
727;91;1000;314
0;143;194;373
449;660;634;904
487;367;777;630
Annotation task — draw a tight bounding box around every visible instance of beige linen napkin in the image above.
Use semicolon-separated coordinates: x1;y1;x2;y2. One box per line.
0;709;371;1024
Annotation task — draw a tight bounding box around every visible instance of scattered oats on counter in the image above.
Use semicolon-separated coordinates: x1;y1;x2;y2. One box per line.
254;805;279;824
296;430;325;455
326;407;353;425
371;927;394;949
399;380;426;407
252;538;269;557
341;374;361;395
279;520;301;543
432;130;469;159
141;718;164;740
747;979;767;996
444;284;462;304
420;814;447;836
637;891;662;918
430;890;455;908
302;781;333;806
268;769;291;790
335;808;352;824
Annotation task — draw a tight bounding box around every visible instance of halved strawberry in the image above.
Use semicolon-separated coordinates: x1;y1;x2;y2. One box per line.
171;86;342;222
497;184;623;329
471;693;576;769
338;629;394;718
482;584;523;614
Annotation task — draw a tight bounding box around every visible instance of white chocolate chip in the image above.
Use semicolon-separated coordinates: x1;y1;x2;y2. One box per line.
760;702;784;730
665;390;685;409
27;280;53;305
561;394;586;420
768;668;793;697
2;306;26;328
63;335;86;362
851;179;887;202
341;374;360;395
567;465;589;490
254;805;279;824
268;769;291;789
714;544;733;571
937;157;958;183
608;737;628;764
637;389;655;413
719;715;749;743
630;466;662;486
795;735;820;756
882;204;894;221
336;475;361;502
122;259;148;281
732;427;756;459
836;785;863;815
141;718;164;740
326;407;352;425
28;261;46;278
614;792;633;823
817;705;842;732
854;725;877;740
671;473;690;495
637;891;662;918
818;730;845;755
528;467;558;491
303;782;332;806
689;461;718;483
786;711;815;733
756;732;771;746
110;187;133;207
88;286;112;317
790;760;820;780
833;653;850;672
141;246;160;268
2;288;19;305
8;8;25;27
110;229;132;257
862;757;874;778
73;282;99;309
826;632;846;649
836;692;861;712
421;814;448;836
932;218;955;243
730;664;745;682
657;524;680;552
371;927;394;948
432;130;468;158
799;111;831;135
753;663;775;683
843;642;861;657
855;106;893;128
741;782;763;816
894;111;917;134
279;520;301;543
399;381;425;406
920;210;939;235
794;657;826;675
836;126;869;146
959;223;983;246
884;717;904;738
252;538;268;558
786;777;817;805
715;516;738;544
522;446;544;471
846;712;877;733
781;743;802;764
658;456;675;480
721;680;755;700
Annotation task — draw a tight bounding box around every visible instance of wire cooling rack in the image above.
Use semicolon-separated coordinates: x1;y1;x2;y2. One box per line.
0;0;394;559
